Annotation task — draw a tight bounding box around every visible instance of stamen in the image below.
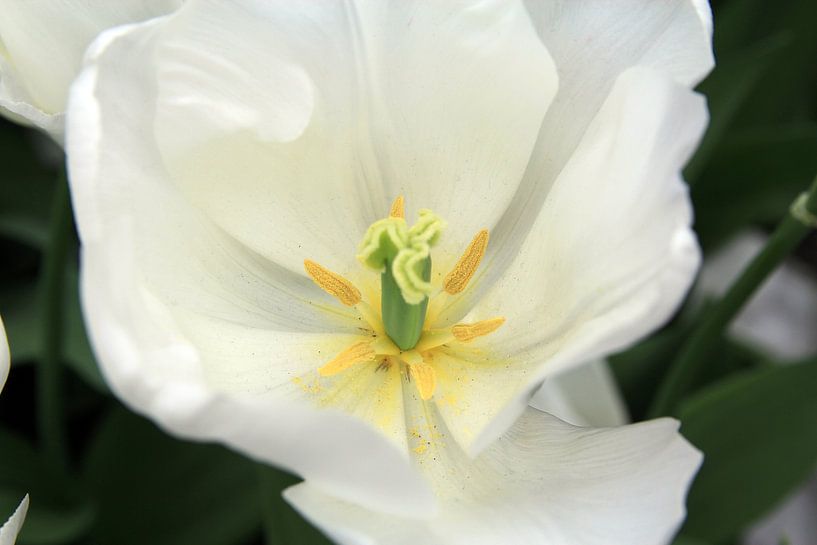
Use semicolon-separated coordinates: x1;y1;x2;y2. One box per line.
443;229;489;294
452;317;506;342
414;330;455;352
408;361;437;400
318;341;376;376
389;196;405;219
304;260;361;306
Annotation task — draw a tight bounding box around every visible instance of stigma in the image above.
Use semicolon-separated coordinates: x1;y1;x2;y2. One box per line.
303;197;505;400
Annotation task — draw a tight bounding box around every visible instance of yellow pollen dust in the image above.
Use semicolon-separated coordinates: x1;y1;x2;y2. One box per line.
319;341;376;376
304;260;361;306
443;229;489;294
452;317;506;343
408;361;437;401
389;195;405;219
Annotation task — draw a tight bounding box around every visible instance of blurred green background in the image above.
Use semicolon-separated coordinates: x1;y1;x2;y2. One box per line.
1;0;816;544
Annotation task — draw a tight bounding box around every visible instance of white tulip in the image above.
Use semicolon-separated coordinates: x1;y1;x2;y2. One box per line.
286;411;701;545
0;0;183;140
531;359;630;428
0;320;28;545
0;316;8;392
0;495;28;545
286;364;701;545
66;0;713;535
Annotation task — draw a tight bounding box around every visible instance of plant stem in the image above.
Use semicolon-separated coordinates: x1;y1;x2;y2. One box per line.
38;170;72;469
649;176;817;418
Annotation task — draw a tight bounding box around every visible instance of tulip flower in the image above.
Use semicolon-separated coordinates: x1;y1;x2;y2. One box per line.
0;317;8;392
0;495;28;545
0;0;183;140
67;0;713;539
0;318;28;545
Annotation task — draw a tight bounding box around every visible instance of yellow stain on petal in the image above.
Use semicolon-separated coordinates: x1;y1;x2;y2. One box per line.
304;260;361;306
443;229;489;294
452;317;506;343
441;392;459;408
389;195;405;219
292;375;323;395
409;361;437;400
318;341;376;376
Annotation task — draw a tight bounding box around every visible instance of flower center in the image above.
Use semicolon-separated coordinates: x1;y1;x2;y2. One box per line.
303;197;504;400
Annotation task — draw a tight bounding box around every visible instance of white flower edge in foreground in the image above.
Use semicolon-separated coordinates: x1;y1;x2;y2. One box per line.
0;0;183;139
0;316;8;392
67;0;710;512
0;495;28;545
453;65;706;453
530;359;630;428
286;409;702;545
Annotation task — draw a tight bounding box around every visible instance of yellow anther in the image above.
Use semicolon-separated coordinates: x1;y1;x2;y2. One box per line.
304;260;361;306
443;229;489;294
389;195;405;219
452;317;506;343
318;341;376;377
408;361;437;400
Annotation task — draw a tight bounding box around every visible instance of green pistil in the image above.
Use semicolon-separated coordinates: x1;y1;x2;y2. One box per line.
357;209;446;350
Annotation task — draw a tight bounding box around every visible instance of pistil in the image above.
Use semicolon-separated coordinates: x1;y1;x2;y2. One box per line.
357;200;446;350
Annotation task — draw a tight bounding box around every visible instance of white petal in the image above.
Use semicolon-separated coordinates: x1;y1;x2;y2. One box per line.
78;234;435;516
0;495;28;545
445;68;705;453
149;0;556;276
530;359;630;427
0;0;181;137
467;0;713;314
0;316;8;393
286;409;702;545
525;1;713;89
68;20;435;516
696;230;817;360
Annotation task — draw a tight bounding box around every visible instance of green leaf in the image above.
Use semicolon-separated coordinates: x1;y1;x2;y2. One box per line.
711;0;772;56
0;427;95;545
610;308;761;420
737;1;817;126
258;465;333;545
83;407;261;545
0;124;59;249
0;267;108;393
685;33;790;183
679;359;817;543
671;536;711;545
693;124;817;249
